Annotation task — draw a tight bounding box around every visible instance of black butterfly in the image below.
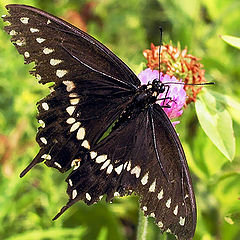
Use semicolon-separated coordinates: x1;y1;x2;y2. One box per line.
2;4;196;240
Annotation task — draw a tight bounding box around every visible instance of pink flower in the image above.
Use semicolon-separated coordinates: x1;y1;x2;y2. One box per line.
138;68;187;124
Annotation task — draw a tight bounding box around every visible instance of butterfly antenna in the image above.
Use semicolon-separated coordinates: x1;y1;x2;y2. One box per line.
164;81;215;86
158;27;163;81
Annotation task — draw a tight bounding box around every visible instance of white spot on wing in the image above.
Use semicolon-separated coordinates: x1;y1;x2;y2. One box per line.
96;155;107;163
72;189;77;199
150;212;155;218
149;179;156;192
81;140;90;149
38;120;45;128
90;151;97;159
54;162;62;169
157;189;164;200
47;19;51;24
114;164;123;175
50;59;63;66
100;159;110;170
114;192;120;197
10;30;17;36
43;47;54;54
30;28;39;33
179;216;185;226
69;93;78;98
142;206;147;211
24;51;30;58
130;165;141;178
36;37;45;43
71;159;81;170
68;179;73;186
42;102;49;110
20;17;29;24
106;164;113;174
41;154;51;160
166;198;171;208
70;122;81;132
16;39;25;46
86;193;91;201
158;221;163;228
63;81;75;92
174;205;178;215
40;137;47;145
66;106;76;115
36;74;41;81
70;98;80;105
76;127;85;140
141;172;149;185
56;70;68;78
66;118;76;124
126;161;131;171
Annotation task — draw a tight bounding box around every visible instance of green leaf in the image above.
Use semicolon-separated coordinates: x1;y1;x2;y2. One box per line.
220;35;240;49
97;228;108;240
209;90;240;124
195;90;236;161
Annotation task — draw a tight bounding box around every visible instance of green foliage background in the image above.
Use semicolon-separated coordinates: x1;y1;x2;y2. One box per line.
0;0;240;239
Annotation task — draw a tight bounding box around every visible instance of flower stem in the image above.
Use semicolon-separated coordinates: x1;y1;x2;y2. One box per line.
136;207;148;240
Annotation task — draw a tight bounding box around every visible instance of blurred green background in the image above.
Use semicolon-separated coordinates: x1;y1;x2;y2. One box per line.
0;0;240;239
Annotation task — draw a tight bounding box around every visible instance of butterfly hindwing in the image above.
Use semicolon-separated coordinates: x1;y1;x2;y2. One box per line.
55;104;196;239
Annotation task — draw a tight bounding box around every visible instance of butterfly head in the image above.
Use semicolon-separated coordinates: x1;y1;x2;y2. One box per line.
152;79;165;93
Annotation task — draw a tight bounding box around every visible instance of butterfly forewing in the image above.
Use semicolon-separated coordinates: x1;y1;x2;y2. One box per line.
3;4;196;240
3;4;138;175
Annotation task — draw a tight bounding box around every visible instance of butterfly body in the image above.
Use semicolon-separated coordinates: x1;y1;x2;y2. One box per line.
2;4;196;239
